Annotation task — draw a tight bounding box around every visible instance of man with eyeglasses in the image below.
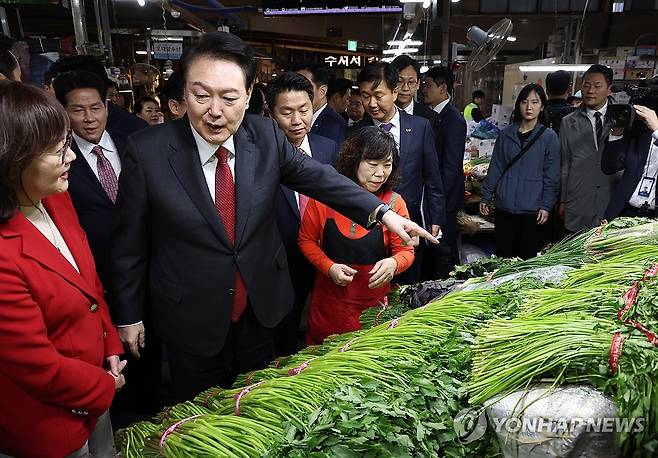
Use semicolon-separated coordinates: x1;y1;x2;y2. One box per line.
391;55;440;135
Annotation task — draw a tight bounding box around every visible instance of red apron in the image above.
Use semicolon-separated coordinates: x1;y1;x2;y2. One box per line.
306;192;397;345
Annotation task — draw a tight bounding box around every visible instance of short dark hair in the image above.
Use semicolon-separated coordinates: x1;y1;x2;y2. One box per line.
54;70;107;107
0;81;70;223
0;35;18;80
106;79;119;91
134;96;159;115
180;32;256;91
357;62;398;92
265;72;314;109
583;64;613;87
48;55;107;81
327;78;353;99
163;71;185;103
472;90;485;100
336;126;400;192
247;83;266;115
391;55;420;80
545;70;571;96
511;83;548;124
424;66;455;93
294;62;329;87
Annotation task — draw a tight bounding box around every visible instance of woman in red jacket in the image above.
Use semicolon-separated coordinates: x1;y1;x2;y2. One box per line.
299;126;414;345
0;81;125;458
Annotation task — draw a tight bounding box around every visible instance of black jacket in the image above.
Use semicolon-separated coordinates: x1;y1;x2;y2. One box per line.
311;105;348;145
434;103;467;213
544;99;575;135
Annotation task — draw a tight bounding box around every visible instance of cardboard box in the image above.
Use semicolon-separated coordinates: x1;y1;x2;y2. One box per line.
626;56;655;69
613;68;625;80
596;47;617;56
636;46;656;56
625;68;652;80
474;139;496;158
599;57;626;69
617;47;636;57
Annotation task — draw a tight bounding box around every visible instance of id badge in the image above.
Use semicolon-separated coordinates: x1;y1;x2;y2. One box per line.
638;177;656;198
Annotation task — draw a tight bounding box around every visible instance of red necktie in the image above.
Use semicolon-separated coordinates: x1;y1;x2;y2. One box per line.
297;147;309;217
214;146;247;322
92;145;118;203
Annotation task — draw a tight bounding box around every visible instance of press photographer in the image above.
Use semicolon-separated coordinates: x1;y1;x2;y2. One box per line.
602;104;658;219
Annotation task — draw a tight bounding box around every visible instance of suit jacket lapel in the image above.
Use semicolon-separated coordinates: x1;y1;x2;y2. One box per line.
233;126;256;246
167;119;231;247
2;199;98;300
70;140;115;205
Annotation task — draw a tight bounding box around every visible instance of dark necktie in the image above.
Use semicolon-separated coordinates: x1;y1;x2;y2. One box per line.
214;146;247;322
595;112;603;143
297;147;310;217
91;145;118;203
380;122;394;132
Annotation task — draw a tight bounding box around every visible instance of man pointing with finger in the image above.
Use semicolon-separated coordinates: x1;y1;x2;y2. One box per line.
111;32;437;401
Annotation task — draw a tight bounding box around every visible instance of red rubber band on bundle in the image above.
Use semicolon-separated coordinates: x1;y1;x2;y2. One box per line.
340;337;359;353
288;358;315;376
273;357;284;369
234;381;264;416
159;414;202;455
618;281;640;320
596;220;608;237
387;318;400;330
609;332;625;375
203;388;222;406
625;319;658;346
374;298;389;325
643;264;658;282
245;371;255;385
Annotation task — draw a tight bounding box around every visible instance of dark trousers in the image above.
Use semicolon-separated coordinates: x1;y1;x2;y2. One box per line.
495;209;546;260
395;242;424;285
274;257;314;357
422;211;459;280
167;305;274;402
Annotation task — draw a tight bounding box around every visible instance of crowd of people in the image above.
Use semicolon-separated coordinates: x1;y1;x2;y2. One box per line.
1;30;658;457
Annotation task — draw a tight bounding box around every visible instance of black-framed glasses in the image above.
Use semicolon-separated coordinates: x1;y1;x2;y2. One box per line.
54;130;73;164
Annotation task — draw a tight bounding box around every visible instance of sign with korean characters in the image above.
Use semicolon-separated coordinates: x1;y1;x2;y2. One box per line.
153;42;183;60
323;54;379;69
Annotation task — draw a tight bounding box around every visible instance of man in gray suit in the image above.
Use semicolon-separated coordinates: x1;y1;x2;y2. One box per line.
559;64;618;233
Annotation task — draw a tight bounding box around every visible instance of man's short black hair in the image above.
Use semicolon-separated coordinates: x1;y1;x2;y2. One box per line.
583;64;613;87
180;31;256;91
106;79;119;91
472;90;485;100
545;70;571;96
391;55;420;80
163;71;185;103
294;62;330;87
266;72;314;109
424;66;455;93
327;78;353;99
54;70;107;107
356;62;398;92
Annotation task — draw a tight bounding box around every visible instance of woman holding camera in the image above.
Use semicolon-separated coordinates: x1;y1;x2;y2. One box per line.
479;83;560;259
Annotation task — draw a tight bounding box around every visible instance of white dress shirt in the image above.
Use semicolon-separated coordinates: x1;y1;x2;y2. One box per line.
586;102;608;151
312;103;328;126
433;96;451;115
191;124;236;202
402;99;415;116
73;131;122;178
294;135;313;210
372;106;401;148
628;130;658;210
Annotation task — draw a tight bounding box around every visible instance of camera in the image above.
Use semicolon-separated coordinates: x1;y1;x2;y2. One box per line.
607;77;658;132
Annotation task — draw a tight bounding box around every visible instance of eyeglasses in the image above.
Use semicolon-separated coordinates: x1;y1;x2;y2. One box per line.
51;130;72;164
398;79;418;89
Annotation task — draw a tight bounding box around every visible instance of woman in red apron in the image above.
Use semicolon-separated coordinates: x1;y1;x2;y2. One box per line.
299;127;415;345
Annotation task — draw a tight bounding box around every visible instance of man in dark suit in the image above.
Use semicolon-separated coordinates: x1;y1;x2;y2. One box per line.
421;66;467;278
391;55;440;137
296;63;347;144
353;62;445;284
112;32;437;401
603;105;658;220
327;77;352;122
265;73;339;356
53;70;162;427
